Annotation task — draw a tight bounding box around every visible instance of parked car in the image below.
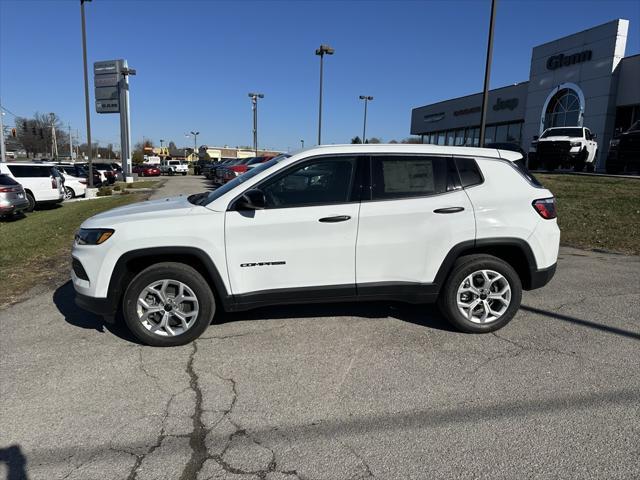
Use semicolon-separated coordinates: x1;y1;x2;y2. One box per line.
160;160;189;176
204;158;234;180
111;163;124;181
606;120;640;174
0;162;64;211
193;159;213;176
85;162;116;184
60;172;87;199
215;158;254;184
133;164;162;177
245;155;277;171
0;174;29;217
529;126;598;172
56;163;103;188
72;144;559;346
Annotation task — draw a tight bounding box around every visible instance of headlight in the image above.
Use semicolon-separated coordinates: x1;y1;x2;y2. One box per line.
570;141;582;147
609;139;620;148
75;228;114;245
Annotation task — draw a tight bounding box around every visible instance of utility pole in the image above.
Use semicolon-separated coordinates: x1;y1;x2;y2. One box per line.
69;123;73;160
50;113;58;160
190;131;199;160
479;0;497;148
0;99;6;163
80;0;94;186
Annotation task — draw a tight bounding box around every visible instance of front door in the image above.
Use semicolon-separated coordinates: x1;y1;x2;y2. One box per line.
225;155;362;296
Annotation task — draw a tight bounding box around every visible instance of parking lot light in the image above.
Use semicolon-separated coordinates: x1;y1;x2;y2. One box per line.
248;93;264;156
359;95;374;144
315;44;334;145
189;131;199;160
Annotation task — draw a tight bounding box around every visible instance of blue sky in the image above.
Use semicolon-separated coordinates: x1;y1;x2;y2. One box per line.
1;0;638;152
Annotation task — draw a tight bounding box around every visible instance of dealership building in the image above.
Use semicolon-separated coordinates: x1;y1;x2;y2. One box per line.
410;19;639;169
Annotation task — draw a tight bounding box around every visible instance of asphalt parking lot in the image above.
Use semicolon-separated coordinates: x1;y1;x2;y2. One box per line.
1;175;639;480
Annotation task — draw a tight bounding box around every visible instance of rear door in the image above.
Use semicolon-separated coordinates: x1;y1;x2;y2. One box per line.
356;154;475;289
225;155;364;296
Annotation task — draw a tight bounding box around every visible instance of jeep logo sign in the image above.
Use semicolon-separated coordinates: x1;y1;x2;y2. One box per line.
546;50;593;70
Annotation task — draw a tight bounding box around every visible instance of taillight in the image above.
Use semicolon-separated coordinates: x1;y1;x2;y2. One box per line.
230;165;248;173
533;197;557;219
51;177;57;189
0;187;18;193
79;179;87;184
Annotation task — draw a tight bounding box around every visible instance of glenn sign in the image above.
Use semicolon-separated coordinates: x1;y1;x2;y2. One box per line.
546;50;593;70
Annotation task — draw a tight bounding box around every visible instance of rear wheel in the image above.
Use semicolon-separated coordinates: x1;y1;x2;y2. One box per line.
25;192;36;212
438;254;522;333
64;187;75;200
122;262;216;346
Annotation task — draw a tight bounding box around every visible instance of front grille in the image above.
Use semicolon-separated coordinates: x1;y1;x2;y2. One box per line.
537;141;571;160
72;258;89;281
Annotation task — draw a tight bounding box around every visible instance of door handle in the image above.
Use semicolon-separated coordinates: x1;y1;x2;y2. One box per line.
319;215;351;223
433;207;465;214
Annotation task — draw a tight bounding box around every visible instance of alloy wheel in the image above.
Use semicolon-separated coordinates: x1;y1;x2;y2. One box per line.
136;279;199;336
456;269;511;324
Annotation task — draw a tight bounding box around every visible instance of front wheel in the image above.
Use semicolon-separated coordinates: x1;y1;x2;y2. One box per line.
122;262;216;346
438;254;522;333
25;192;36;212
64;187;75;200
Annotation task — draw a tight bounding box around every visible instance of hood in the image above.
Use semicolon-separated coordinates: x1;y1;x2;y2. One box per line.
83;195;195;227
539;136;575;141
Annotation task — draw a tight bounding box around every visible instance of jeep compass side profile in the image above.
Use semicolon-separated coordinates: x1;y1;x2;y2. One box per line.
72;145;559;346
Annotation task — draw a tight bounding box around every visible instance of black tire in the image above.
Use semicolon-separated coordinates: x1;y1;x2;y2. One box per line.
573;160;585;172
437;254;522;333
122;262;216;346
64;187;75;200
25;191;36;212
586;163;595;173
182;172;187;176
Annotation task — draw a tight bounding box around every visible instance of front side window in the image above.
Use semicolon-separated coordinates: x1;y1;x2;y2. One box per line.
371;156;450;200
261;157;357;208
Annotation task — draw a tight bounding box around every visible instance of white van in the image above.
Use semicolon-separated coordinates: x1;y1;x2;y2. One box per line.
0;162;65;211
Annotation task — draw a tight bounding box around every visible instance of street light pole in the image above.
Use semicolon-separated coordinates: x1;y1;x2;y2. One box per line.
248;93;264;156
190;131;199;160
479;0;497;148
300;139;304;149
80;0;93;187
359;95;374;144
0;102;6;163
315;44;334;145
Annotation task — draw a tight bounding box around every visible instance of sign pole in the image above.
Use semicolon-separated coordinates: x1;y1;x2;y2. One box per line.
119;61;133;183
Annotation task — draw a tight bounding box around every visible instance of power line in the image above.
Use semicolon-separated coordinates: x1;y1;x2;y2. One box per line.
0;104;21;118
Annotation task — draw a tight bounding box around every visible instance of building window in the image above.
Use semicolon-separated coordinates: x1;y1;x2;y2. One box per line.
507;123;522;143
454;129;465;146
495;124;508;143
437;132;446;145
544;88;581;129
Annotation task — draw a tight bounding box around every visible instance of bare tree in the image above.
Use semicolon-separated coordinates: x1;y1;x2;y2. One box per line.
368;137;382;144
401;136;422;144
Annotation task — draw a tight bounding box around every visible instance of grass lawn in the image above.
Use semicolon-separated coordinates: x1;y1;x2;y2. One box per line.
537;174;640;255
0;194;148;308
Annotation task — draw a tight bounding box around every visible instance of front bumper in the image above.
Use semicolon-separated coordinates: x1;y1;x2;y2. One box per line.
75;292;117;317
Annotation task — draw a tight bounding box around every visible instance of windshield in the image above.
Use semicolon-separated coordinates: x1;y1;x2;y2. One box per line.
188;155;289;206
541;128;583;138
627;121;640;132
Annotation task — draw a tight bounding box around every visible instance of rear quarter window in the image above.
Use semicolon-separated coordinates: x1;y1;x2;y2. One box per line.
454;157;483;187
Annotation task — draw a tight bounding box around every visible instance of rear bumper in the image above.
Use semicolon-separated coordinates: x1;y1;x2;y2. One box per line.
528;263;557;290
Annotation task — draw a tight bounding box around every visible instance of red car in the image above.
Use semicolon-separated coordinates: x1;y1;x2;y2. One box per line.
133;164;161;177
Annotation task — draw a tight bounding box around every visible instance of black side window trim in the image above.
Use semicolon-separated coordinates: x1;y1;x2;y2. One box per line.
453;156;485;189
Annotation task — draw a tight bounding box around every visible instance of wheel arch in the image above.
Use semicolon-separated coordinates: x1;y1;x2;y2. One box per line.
108;247;232;312
435;238;539;291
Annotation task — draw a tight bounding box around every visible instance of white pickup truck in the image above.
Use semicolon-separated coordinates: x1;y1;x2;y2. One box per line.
159;160;189;176
530;127;598;172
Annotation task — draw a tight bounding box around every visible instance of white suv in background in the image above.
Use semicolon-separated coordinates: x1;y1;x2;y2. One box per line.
72;144;560;346
0;162;65;211
530;126;598;172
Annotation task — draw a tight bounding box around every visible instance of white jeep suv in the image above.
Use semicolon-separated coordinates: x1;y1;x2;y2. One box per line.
72;145;560;346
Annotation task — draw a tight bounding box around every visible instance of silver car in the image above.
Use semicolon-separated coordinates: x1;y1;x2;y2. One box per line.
0;174;29;217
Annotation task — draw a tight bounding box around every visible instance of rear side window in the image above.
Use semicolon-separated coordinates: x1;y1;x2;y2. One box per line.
0;174;19;185
454;157;483;187
371;156;450;200
7;165;53;178
513;159;543;187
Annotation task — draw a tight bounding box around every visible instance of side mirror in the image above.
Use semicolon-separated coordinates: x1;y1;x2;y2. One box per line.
235;188;266;210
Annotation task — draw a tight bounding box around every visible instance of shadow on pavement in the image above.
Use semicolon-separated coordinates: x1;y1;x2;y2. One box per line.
521;305;640;341
0;444;29;480
53;281;141;344
220;301;457;333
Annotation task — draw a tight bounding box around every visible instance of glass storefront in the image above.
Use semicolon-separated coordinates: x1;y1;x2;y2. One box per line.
422;121;523;147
